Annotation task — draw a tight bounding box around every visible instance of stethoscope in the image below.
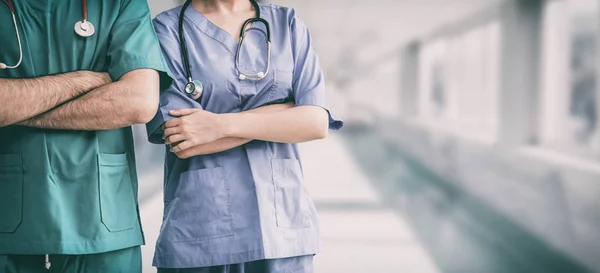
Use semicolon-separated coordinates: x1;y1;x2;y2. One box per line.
0;0;95;70
179;0;272;100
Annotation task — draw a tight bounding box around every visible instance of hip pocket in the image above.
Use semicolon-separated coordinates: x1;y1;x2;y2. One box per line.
271;159;310;228
98;153;137;232
0;154;23;233
168;167;234;242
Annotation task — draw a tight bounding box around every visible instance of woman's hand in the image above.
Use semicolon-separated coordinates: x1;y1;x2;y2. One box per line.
163;108;227;153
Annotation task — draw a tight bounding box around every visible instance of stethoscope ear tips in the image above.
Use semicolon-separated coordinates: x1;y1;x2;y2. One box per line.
0;63;7;70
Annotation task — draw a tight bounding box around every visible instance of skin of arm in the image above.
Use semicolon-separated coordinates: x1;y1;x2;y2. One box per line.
221;105;329;142
18;69;160;130
167;102;294;159
164;105;329;153
0;71;111;127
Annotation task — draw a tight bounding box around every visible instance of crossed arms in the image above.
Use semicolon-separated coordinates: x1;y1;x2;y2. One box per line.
0;69;329;158
162;104;329;159
0;69;160;130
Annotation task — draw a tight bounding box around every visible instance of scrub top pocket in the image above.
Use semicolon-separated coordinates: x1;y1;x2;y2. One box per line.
266;70;294;104
236;69;293;108
98;153;137;233
167;167;234;242
271;159;310;228
0;154;23;233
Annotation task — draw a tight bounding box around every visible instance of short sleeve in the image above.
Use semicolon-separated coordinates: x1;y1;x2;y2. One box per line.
107;0;173;91
145;14;204;144
290;13;343;130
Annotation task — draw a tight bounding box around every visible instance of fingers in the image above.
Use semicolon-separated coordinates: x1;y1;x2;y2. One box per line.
169;141;183;147
174;150;192;159
164;118;181;129
165;134;186;145
283;102;295;110
170;141;193;153
163;127;181;139
170;108;200;117
163;108;201;128
275;102;295;111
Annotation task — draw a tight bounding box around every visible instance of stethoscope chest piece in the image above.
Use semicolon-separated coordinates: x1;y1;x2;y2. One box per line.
185;79;203;100
74;20;95;37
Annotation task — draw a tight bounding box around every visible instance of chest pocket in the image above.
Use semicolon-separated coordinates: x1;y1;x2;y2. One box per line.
238;69;294;109
266;70;294;104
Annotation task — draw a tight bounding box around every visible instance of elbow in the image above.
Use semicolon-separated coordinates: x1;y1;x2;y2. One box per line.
132;90;159;124
123;69;161;124
298;107;329;141
134;102;159;124
313;124;329;139
312;109;330;140
310;115;329;140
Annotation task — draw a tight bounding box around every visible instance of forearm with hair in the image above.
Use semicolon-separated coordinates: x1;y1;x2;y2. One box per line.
174;102;293;158
0;71;110;127
19;69;159;131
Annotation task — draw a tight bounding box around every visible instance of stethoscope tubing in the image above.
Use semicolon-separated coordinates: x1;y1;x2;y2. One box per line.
178;0;272;85
1;0;92;70
1;0;22;69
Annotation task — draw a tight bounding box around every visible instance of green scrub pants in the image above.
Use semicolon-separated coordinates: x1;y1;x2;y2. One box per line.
0;246;141;273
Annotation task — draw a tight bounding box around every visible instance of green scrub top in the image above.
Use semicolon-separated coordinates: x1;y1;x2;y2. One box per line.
0;0;172;255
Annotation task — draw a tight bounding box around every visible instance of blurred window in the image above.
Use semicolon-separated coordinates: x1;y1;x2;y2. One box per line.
418;21;501;141
419;39;450;120
540;0;599;158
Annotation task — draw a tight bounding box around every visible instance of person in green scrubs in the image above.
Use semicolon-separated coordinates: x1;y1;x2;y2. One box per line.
0;0;172;272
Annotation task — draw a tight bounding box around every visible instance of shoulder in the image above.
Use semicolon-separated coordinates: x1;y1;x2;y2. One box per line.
258;2;294;14
153;6;183;33
258;3;308;35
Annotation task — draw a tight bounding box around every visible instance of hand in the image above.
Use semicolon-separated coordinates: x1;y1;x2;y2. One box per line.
163;108;227;152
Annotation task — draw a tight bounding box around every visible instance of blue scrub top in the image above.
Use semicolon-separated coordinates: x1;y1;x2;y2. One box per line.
147;3;343;268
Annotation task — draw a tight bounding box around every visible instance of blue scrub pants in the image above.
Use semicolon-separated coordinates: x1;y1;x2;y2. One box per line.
157;255;314;273
0;246;141;273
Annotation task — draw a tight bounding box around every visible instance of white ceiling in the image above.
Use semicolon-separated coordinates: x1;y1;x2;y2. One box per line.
269;0;505;71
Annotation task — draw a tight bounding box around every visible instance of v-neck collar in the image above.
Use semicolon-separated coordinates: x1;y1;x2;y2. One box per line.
184;2;268;55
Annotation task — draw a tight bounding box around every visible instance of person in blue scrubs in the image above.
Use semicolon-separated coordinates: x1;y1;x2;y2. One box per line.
147;0;343;272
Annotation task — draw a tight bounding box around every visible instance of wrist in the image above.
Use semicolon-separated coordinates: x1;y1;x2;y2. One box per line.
219;113;237;138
